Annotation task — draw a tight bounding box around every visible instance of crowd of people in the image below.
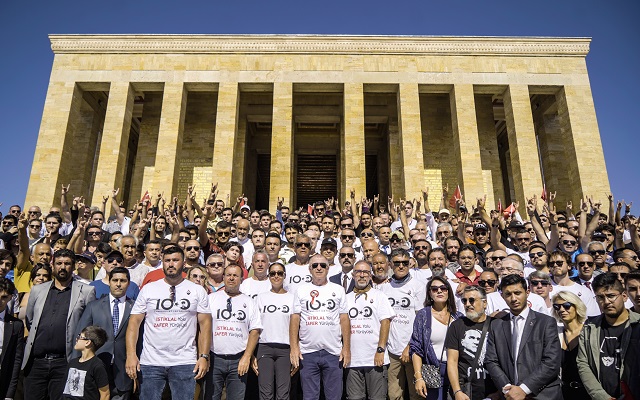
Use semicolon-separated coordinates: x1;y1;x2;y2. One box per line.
0;182;639;400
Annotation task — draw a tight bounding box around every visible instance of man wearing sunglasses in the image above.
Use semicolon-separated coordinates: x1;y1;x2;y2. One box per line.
525;242;548;277
571;253;596;292
547;250;600;317
485;258;548;316
445;286;499;400
330;246;356;293
290;254;350;400
586;241;609;273
284;234;313;293
577;272;640;400
613;247;639;270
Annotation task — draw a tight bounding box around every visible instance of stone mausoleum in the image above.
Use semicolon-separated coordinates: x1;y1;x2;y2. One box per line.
25;34;610;211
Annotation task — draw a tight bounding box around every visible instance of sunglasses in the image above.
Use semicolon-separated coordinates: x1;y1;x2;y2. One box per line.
414;245;430;250
341;235;355;240
490;256;506;261
178;237;190;241
76;334;92;342
530;280;550;287
207;262;224;267
589;250;606;256
311;263;328;269
88;231;103;236
217;232;230;237
529;251;545;258
28;211;41;215
186;246;200;251
29;224;41;229
562;240;577;246
390;238;403;243
107;257;124;264
548;261;565;267
296;242;311;248
361;233;374;237
269;271;285;277
353;270;371;275
577;261;595;267
393;260;409;266
478;279;497;287
339;253;355;258
341;224;353;229
553;302;573;311
461;297;479;305
430;285;448;293
191;274;205;280
169;285;176;303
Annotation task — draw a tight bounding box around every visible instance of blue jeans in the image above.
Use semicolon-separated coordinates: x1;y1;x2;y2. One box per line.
299;349;343;400
139;364;196;400
206;352;247;400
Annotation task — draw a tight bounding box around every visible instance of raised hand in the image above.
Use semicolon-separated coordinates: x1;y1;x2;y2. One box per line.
61;184;70;195
112;188;120;198
626;202;633;215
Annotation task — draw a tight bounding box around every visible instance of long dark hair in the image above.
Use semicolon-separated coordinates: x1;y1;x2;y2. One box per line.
425;276;457;314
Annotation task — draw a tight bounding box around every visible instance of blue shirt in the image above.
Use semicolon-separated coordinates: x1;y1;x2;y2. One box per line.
90;279;140;300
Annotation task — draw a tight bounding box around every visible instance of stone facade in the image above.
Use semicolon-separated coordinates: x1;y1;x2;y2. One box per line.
25;35;610;212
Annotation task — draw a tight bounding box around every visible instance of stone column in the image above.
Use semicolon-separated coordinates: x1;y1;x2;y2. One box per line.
151;82;187;197
397;83;425;201
475;95;504;209
25;82;84;209
450;84;484;203
231;117;247;200
269;82;294;210
91;82;135;208
503;84;543;202
556;85;611;204
212;82;240;202
342;83;366;204
388;123;404;198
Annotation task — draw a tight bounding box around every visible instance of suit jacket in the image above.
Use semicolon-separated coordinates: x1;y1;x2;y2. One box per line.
329;272;355;293
23;280;96;369
0;312;25;399
74;295;135;392
485;309;562;399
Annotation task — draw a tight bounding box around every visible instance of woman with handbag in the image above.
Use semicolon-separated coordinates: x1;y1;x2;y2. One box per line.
410;275;462;399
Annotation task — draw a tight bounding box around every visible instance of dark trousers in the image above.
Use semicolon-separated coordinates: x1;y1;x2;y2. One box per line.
23;357;68;400
300;350;343;400
257;343;291;400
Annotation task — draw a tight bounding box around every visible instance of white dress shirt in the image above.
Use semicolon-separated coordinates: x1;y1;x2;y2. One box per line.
109;294;126;331
509;307;532;395
0;309;5;357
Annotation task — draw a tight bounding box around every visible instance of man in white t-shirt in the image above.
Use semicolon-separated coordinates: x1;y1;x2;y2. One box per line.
485;258;550;316
125;246;212;400
207;264;262;400
379;248;426;400
284;234;313;293
239;250;271;298
547;250;600;317
346;260;395;400
290;254;350;400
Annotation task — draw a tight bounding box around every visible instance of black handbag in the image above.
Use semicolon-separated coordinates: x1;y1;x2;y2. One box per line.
421;312;452;389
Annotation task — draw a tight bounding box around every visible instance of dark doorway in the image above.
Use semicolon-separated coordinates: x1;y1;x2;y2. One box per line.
296;154;337;209
255;154;271;211
365;155;379;200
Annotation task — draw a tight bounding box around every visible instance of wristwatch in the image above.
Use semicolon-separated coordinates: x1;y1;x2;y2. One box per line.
199;353;210;361
376;347;385;353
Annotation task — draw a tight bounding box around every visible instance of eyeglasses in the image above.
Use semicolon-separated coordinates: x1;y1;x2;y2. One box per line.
296;242;311;248
269;271;285;277
553;302;573;311
339;253;355;258
595;293;621;303
191;274;205;280
530;280;550;287
529;252;545;258
169;285;176;303
186;246;200;251
430;285;448;293
311;263;328;269
217;232;230;237
341;235;354;240
178;236;190;242
207;262;224;268
393;260;409;266
562;240;577;246
589;250;606;256
577;261;595;267
478;279;497;287
226;297;233;312
490;256;506;262
353;270;371;275
548;261;565;267
461;297;479;305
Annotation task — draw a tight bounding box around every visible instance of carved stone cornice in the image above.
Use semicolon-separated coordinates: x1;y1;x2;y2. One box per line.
49;34;590;57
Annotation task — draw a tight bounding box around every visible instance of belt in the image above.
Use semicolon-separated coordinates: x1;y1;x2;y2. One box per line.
36;354;66;360
213;352;244;360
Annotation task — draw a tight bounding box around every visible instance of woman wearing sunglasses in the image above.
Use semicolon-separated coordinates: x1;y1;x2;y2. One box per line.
410;276;462;399
551;291;588;399
254;262;295;400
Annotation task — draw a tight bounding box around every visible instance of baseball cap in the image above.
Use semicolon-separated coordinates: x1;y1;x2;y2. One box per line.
473;223;489;232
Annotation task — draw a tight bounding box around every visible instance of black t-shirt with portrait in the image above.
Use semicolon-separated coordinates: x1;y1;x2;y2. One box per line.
63;356;109;400
445;316;497;400
599;320;625;398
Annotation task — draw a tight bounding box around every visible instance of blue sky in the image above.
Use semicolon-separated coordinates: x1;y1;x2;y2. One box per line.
1;1;638;214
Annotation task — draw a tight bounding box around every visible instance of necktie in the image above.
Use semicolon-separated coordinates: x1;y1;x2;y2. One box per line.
112;298;120;334
343;274;348;292
512;315;521;383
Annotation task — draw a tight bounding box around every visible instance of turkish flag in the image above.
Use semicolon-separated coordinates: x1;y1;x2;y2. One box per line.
239;198;245;207
307;204;313;215
540;184;547;202
503;203;516;218
448;185;462;208
141;191;151;209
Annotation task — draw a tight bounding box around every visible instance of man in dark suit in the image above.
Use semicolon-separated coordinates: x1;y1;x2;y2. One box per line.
75;266;135;400
23;248;96;400
330;245;356;293
485;274;562;400
0;278;25;400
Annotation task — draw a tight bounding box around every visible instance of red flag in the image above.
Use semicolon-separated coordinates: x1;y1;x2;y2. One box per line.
307;204;313;216
239;198;245;207
497;199;503;214
448;185;462;208
540;184;547;202
141;191;151;210
503;203;516;218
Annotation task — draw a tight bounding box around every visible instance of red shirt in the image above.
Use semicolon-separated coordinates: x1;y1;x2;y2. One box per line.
140;269;187;288
455;269;482;286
